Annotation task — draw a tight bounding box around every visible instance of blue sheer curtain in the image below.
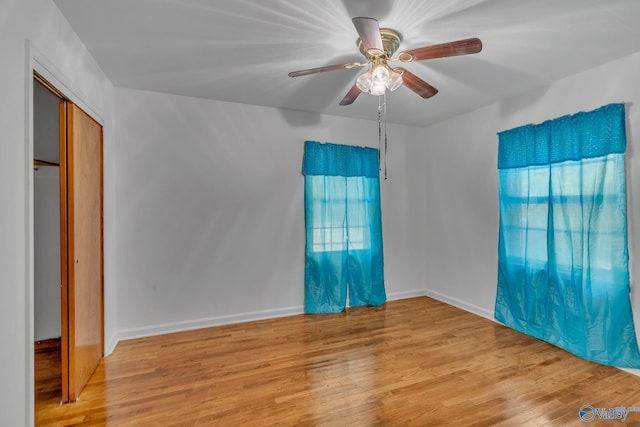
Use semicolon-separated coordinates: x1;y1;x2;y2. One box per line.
495;104;640;367
302;141;386;313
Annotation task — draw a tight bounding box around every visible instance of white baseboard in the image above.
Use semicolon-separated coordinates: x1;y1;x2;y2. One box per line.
105;334;119;356
620;368;640;377
109;289;426;352
114;305;304;344
386;289;426;301
423;288;497;323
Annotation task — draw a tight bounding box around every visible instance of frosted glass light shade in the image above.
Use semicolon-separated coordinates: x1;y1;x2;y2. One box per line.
371;65;390;86
386;69;403;91
370;82;386;96
356;71;372;92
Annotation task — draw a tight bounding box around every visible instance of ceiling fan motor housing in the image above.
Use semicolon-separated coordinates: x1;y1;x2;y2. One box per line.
358;28;402;59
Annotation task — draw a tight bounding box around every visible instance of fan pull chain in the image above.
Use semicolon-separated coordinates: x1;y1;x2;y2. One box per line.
378;95;382;174
377;94;388;180
383;92;388;180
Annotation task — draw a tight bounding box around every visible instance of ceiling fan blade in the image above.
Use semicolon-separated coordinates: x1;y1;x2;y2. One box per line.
288;63;357;77
339;84;362;106
397;68;438;98
399;37;482;62
352;17;384;56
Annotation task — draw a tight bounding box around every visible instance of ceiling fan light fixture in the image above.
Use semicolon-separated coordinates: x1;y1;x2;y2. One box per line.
357;64;397;96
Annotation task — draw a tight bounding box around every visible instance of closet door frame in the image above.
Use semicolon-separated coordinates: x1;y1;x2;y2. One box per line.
33;72;104;404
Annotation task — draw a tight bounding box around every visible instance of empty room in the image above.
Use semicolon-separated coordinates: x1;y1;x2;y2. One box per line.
3;0;640;425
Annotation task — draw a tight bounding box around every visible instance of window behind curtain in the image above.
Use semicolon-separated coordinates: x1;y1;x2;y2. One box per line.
495;104;640;368
307;176;373;252
302;141;385;313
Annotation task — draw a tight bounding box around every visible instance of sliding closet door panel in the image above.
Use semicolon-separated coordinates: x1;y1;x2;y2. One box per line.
67;103;104;401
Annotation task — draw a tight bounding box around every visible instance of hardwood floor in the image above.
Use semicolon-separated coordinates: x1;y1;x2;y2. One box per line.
35;297;640;426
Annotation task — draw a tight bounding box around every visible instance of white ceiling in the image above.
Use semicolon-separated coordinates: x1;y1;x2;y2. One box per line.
54;0;640;126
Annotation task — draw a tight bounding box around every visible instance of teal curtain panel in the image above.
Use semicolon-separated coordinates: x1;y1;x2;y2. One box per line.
495;103;640;367
302;141;386;313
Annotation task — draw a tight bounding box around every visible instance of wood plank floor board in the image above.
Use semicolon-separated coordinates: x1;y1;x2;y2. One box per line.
36;297;640;426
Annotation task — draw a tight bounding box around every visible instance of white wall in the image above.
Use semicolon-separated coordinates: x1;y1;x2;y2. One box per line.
34;80;60;164
409;49;640;336
33;80;61;341
113;87;424;339
0;0;114;425
34;166;61;341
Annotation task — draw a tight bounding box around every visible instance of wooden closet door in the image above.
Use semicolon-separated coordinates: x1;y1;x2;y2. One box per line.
65;103;104;402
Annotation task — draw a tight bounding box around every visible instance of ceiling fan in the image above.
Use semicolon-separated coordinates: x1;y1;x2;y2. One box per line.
288;17;482;105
